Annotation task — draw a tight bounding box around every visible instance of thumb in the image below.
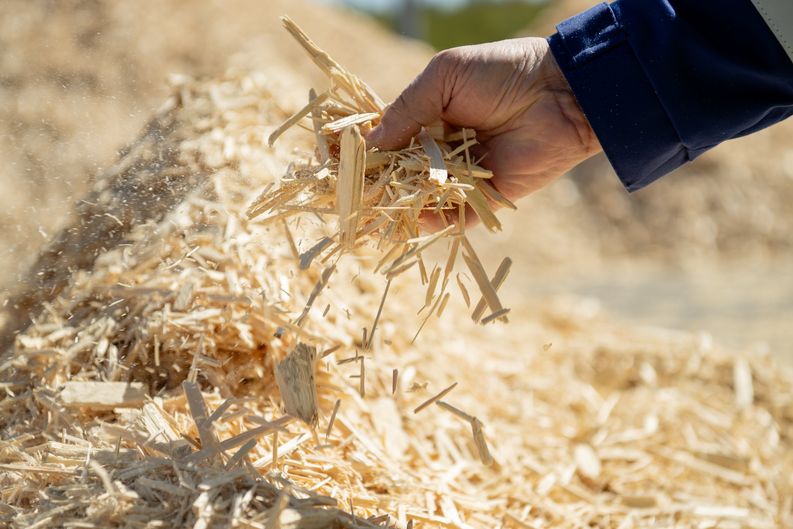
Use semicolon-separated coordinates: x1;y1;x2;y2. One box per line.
367;54;449;151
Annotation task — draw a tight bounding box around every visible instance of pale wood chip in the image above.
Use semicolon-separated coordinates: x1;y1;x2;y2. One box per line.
471;256;512;323
574;443;601;480
321;113;379;134
337;126;366;248
462;238;506;322
733;358;753;409
471;418;494;466
418;128;448;185
268;91;330;146
61;381;146;410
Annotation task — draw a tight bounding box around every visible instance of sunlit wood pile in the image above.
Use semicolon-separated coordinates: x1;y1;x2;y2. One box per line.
1;18;792;529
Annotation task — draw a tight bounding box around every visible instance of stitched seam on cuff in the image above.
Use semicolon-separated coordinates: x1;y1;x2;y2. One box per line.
556;3;626;67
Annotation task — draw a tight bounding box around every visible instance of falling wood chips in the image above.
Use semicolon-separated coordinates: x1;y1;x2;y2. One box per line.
1;15;792;529
249;16;512;329
275;343;319;427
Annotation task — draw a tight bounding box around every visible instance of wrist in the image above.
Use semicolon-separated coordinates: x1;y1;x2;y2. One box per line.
542;43;602;160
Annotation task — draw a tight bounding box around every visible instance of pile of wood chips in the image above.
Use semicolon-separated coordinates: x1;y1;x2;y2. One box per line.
1;18;792;529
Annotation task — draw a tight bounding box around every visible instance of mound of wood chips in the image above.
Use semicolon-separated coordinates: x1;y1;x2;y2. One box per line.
1;19;792;529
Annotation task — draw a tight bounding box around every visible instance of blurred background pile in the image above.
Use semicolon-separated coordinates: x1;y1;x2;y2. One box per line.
1;0;791;358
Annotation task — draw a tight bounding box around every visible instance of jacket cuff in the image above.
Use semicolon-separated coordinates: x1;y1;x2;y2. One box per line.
547;2;686;191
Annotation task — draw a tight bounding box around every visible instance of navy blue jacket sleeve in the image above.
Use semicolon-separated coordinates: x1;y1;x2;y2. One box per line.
547;0;793;191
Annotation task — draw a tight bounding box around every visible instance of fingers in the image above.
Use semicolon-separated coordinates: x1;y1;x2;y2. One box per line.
367;54;450;151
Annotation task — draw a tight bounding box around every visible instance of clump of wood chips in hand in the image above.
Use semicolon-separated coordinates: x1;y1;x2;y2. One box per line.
249;17;512;330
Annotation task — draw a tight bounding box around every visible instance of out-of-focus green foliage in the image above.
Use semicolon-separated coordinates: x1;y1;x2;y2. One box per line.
373;1;547;50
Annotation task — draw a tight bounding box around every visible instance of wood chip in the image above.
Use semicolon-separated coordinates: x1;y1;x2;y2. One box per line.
336;126;366;249
325;399;341;442
60;381;146;409
268;91;329;146
418;128;448;185
275;343;319;426
471;257;512;323
299;237;333;270
366;279;390;350
733;358;753;409
321;113;379;134
574;444;601;480
462;238;506;321
471;418;494;466
413;382;458;414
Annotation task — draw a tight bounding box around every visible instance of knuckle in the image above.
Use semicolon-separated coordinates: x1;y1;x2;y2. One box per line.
431;48;460;69
428;48;458;76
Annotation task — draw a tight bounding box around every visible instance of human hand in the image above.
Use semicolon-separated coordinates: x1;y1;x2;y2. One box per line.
367;37;601;228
